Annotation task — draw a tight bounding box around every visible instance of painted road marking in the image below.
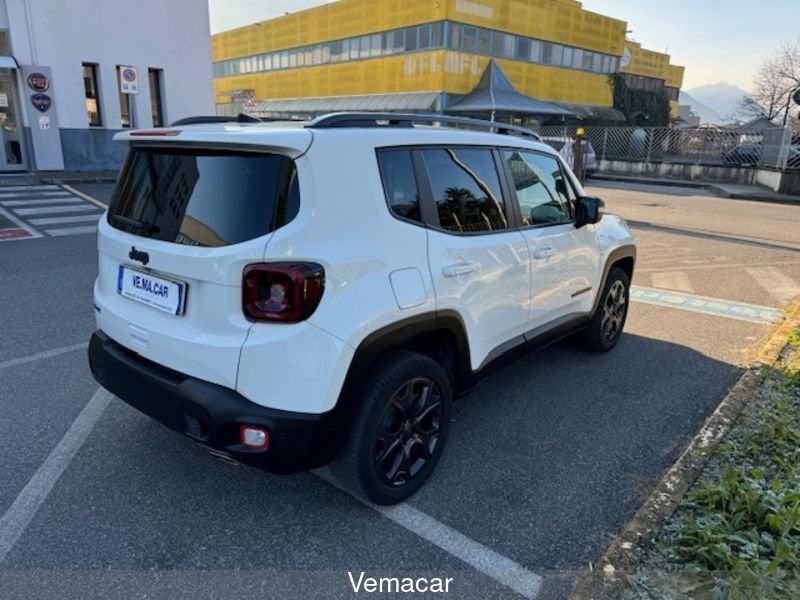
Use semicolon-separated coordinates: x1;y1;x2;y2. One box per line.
0;228;33;241
649;271;695;293
631;286;782;325
44;225;98;237
0;190;74;199
30;214;101;226
13;205;98;216
0;185;61;192
1;197;82;207
0;342;88;370
746;267;800;305
61;184;108;209
0;388;113;564
314;468;542;599
0;205;42;240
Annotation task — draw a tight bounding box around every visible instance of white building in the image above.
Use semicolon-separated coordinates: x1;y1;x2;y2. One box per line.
0;0;213;172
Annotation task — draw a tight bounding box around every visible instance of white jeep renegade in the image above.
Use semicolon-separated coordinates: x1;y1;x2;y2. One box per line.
88;113;636;505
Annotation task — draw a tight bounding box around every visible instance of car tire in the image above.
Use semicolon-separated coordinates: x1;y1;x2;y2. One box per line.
333;350;452;505
581;267;630;352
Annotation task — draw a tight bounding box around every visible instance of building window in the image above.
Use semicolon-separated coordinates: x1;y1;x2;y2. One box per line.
82;63;102;127
148;69;164;128
116;66;133;128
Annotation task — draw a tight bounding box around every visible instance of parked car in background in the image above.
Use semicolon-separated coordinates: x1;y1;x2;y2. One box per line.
723;142;800;169
540;137;598;177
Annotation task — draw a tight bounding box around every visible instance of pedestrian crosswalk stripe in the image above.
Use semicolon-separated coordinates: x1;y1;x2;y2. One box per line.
0;190;74;198
13;205;99;216
745;267;800;305
649;271;695;293
630;286;782;325
0;185;61;192
44;225;98;237
30;214;102;226
1;198;83;207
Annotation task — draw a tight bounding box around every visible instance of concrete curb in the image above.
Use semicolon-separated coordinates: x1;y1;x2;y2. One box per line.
569;300;800;600
589;175;800;205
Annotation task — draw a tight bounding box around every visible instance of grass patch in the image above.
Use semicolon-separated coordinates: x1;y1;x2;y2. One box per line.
622;340;800;599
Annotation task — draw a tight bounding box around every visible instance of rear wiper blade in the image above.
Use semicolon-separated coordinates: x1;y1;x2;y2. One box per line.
110;214;160;234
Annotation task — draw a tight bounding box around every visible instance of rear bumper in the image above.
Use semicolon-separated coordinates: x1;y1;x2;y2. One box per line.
88;330;344;473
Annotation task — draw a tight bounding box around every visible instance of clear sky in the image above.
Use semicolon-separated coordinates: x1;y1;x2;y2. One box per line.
208;0;800;92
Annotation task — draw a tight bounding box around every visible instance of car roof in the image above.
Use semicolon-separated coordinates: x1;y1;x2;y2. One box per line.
114;120;557;156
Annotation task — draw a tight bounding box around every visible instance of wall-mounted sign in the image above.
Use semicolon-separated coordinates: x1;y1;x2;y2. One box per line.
31;93;52;113
0;93;8;108
120;66;139;94
27;72;50;93
38;115;51;130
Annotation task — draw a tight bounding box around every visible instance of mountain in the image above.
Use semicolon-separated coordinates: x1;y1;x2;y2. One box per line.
683;82;751;124
679;91;723;125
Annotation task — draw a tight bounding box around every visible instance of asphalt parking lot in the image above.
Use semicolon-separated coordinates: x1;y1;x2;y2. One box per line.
1;180;799;599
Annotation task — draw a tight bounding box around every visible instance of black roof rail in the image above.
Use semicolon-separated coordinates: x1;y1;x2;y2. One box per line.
307;112;541;141
170;113;267;126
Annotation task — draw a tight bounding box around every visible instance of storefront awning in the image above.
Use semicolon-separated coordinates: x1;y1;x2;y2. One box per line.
254;92;440;115
445;60;576;118
552;102;627;123
0;56;19;69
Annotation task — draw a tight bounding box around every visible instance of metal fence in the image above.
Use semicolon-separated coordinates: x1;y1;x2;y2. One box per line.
533;125;800;172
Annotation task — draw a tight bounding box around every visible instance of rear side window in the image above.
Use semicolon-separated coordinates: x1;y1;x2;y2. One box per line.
107;147;299;247
502;150;571;227
377;149;421;222
420;148;508;233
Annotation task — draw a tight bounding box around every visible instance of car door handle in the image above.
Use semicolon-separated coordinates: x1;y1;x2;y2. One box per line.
442;262;479;278
533;247;555;260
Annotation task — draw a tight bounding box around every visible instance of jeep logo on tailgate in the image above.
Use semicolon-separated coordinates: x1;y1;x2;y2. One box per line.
128;247;149;265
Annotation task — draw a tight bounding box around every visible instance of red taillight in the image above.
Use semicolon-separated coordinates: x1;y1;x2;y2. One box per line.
242;263;325;323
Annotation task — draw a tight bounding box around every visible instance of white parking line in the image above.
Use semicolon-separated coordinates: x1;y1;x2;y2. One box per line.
630;286;783;324
314;468;542;599
0;388;112;564
0;342;88;370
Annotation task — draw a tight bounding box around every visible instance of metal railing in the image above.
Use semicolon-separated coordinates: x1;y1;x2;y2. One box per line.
533;125;800;172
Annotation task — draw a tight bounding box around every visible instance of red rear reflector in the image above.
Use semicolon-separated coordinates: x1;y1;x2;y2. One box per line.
130;129;181;137
240;425;270;449
243;263;325;323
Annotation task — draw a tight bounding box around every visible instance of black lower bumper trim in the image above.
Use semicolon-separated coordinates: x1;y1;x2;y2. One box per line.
88;330;344;473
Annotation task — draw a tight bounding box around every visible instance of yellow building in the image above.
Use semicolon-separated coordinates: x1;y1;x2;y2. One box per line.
211;0;684;122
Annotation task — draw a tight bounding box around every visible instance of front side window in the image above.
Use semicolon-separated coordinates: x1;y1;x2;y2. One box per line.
502;151;572;227
421;148;507;233
108;148;299;247
377;149;421;223
82;63;102;127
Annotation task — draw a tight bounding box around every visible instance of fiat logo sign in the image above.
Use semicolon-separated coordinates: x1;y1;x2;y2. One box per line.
31;93;52;113
27;72;50;93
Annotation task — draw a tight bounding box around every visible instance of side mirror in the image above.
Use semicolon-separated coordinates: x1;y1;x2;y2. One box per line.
574;196;605;228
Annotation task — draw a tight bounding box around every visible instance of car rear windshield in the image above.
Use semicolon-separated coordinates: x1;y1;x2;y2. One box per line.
107;147;299;247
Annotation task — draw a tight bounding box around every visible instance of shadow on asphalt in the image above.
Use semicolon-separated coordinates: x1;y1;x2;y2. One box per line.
0;330;739;600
